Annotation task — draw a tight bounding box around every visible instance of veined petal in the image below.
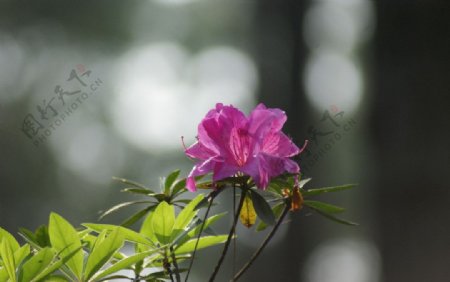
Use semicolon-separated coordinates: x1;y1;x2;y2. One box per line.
262;132;300;157
185;142;217;160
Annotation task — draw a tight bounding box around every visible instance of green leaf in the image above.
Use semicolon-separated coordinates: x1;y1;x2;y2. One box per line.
83;224;152;246
302;184;356;197
152;202;175;244
121;187;156;195
14;244;30;267
239;195;256;228
99;201;153;220
164;170;181;195
171;195;204;241
90;250;158;281
172;179;187;197
256;203;285;232
31;246;83;282
175;235;228;254
174;212;226;249
309;208;358;226
120;206;155;228
303;200;345;214
34;225;51;248
250;190;276;226
48;213;83;280
298;178;312;188
20;248;54;282
140;212;157;245
0;239;16;282
84;228;124;280
43;275;67;282
186;213;226;239
0;269;9;282
0;228;20;252
112;177;149;189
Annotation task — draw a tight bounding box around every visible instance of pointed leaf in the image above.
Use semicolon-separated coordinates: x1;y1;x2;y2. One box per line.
121;188;156;195
239;195;256;228
31;246;83;282
140;212;157;245
0;239;16;282
175;235;228;254
309;208;358;226
112;177;149;189
99;201;153;220
186;213;226;239
83;224;153;246
14;244;30;266
120;206;154;228
304;200;345;214
299;178;312;188
302;184;356;197
250;190;276;226
48;213;83;279
172;179;187;196
84;228;124;280
256;203;285;232
164;170;180;195
91;250;158;281
20;248;54;282
171;195;204;240
34;225;51;248
152;202;175;244
0;228;19;252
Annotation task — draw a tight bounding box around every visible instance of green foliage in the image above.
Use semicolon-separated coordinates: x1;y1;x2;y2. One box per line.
262;174;357;229
49;213;84;280
250;190;276;226
100;170;196;228
301;184;356;197
0;170;356;281
0;196;227;282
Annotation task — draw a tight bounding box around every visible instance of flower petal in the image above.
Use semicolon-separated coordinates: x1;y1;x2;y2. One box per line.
212;162;239;182
186;158;215;191
262;132;300;157
248;103;287;141
185;142;216;160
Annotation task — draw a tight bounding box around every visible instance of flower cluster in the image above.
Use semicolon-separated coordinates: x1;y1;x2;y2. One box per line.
185;103;307;191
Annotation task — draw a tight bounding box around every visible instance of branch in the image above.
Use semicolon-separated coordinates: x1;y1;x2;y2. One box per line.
233;204;290;281
184;196;214;282
209;187;248;282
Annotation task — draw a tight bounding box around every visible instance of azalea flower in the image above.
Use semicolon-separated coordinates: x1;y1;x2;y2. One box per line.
185;103;307;192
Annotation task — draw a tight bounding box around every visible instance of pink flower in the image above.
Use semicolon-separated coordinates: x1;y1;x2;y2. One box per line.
185;103;307;192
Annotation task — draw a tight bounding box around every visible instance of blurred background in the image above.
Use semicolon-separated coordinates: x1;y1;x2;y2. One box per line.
0;0;449;281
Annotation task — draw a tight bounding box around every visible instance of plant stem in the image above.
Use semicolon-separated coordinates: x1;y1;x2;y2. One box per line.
184;197;214;282
209;187;248;282
170;246;181;282
232;204;290;281
232;184;237;276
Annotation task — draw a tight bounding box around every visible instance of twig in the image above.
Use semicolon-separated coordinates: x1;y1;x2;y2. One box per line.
232;204;290;281
170;246;181;282
209;186;248;282
184;196;214;282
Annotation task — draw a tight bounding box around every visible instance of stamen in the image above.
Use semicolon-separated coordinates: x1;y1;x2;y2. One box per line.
181;136;187;150
298;139;309;154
